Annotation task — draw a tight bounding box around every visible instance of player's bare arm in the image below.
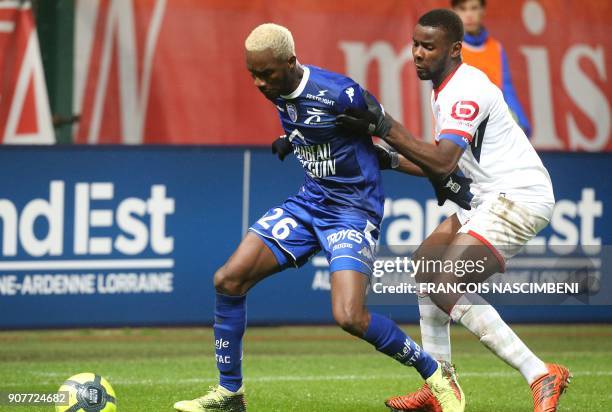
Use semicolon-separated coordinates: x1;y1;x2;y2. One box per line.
335;97;462;180
336;92;473;210
395;153;426;176
383;116;463;180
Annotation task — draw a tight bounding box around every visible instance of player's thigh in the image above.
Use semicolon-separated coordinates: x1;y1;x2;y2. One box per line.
425;197;551;311
315;211;380;277
214;232;281;294
442;232;503;283
425;232;502;312
313;210;379;327
437;200;542;286
456;195;552;271
418;213;462;252
414;213;462;284
249;200;320;269
330;269;370;333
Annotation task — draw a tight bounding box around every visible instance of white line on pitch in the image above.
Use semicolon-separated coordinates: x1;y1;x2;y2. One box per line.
86;369;612;386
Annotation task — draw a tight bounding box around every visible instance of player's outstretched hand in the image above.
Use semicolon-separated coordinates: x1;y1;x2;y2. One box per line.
336;90;392;138
374;144;399;170
433;172;473;210
271;135;293;161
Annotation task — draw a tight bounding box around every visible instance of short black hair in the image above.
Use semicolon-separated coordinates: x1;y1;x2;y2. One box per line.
417;9;464;43
451;0;486;7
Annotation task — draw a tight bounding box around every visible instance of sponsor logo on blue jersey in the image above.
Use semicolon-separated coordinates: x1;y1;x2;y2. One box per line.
305;89;335;106
275;65;384;219
286;103;298;122
294;143;336;179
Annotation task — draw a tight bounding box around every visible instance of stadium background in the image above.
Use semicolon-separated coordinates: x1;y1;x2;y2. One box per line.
0;2;611;411
0;0;610;327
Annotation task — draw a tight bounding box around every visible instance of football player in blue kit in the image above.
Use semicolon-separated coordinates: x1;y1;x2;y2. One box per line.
173;23;470;412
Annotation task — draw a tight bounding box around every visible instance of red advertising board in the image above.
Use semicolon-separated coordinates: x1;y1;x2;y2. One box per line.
0;0;54;144
74;0;611;150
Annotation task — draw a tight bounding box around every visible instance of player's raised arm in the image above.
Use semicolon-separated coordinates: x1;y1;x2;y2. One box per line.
396;154;427;176
336;90;463;179
335;84;430;175
385;116;464;179
374;143;425;176
336;91;473;209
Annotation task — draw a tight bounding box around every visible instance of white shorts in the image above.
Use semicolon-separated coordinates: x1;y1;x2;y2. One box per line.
456;195;553;271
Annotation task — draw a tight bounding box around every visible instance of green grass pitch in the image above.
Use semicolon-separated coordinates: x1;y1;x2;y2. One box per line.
1;324;610;411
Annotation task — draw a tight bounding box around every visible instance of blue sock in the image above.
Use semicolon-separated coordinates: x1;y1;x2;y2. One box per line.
363;313;438;379
214;293;246;392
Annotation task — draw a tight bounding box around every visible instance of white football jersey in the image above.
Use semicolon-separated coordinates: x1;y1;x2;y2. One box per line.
432;63;554;206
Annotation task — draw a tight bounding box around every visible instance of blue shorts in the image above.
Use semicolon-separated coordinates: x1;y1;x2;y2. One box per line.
249;196;380;276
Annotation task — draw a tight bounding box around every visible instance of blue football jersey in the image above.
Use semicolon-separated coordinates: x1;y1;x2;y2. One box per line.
273;65;384;221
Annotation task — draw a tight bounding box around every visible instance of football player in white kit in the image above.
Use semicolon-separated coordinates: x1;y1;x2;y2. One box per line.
336;9;571;412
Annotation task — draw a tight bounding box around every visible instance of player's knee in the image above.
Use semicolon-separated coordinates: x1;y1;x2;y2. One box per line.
332;305;368;336
213;264;248;296
427;292;455;316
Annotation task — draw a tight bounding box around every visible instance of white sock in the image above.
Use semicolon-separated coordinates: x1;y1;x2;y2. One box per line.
450;294;548;384
418;294;452;362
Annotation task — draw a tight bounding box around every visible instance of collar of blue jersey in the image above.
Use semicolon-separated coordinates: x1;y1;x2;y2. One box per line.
463;27;489;47
280;64;310;100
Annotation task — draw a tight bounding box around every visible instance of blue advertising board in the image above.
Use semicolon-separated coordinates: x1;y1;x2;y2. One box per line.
0;147;610;328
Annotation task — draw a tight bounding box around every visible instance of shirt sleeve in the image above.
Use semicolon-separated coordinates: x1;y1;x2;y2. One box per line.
335;82;369;113
436;83;493;150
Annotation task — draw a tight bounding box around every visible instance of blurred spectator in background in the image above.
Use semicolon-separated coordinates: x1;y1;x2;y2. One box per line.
452;0;532;137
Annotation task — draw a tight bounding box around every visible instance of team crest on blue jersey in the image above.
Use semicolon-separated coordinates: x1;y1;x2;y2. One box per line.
287;103;298;122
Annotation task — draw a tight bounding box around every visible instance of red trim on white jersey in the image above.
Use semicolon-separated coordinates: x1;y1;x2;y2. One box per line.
439;128;473;143
434;63;463;101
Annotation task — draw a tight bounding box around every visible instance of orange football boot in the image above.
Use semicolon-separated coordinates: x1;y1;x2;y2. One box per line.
384;383;441;412
384;362;461;411
530;363;572;412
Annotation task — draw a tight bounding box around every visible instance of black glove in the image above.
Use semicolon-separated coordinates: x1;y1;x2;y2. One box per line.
335;90;392;138
271;135;293;161
433;172;474;210
374;144;399;170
